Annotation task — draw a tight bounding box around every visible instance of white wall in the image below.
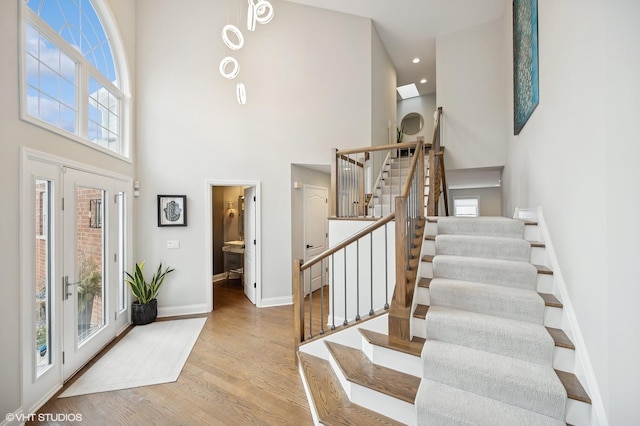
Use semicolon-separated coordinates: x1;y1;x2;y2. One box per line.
134;0;375;309
371;24;397;147
0;0;136;418
605;2;640;423
397;94;437;143
436;18;508;170
501;0;640;423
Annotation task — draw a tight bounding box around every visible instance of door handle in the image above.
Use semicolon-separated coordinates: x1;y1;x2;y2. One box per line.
306;244;314;249
64;276;81;300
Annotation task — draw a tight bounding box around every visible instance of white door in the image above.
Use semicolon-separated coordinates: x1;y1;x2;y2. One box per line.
62;168;119;380
243;186;256;304
303;185;328;294
21;156;131;411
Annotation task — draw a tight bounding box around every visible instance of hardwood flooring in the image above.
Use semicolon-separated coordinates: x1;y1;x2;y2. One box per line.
29;281;314;425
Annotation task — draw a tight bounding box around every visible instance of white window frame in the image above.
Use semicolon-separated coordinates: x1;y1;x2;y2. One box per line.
19;0;132;162
453;197;480;217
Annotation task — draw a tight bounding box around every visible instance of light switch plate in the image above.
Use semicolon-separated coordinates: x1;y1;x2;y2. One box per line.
167;240;180;249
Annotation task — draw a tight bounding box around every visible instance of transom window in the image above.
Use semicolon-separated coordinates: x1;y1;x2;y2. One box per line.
22;0;128;158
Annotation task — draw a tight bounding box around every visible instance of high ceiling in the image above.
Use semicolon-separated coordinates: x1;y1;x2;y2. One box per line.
283;0;507;97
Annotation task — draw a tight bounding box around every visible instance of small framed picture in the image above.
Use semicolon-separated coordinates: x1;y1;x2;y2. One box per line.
158;195;187;227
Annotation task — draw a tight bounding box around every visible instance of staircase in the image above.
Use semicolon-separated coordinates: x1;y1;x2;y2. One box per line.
369;155;423;217
297;216;594;425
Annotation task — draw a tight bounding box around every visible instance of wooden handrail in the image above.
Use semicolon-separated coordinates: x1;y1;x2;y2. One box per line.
400;141;424;198
432;107;443;152
300;212;396;272
337;141;420;156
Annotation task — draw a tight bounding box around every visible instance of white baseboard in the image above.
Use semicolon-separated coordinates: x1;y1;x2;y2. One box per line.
212;273;226;282
259;296;292;308
157;303;210;318
535;207;608;426
1;407;23;426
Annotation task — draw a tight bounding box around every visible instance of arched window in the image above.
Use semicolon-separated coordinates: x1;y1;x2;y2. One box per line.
21;0;130;158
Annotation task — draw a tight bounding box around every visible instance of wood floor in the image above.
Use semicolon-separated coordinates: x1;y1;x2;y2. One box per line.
29;281;314;425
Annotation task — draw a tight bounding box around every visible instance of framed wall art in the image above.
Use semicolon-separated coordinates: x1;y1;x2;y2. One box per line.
513;0;539;135
158;195;187;227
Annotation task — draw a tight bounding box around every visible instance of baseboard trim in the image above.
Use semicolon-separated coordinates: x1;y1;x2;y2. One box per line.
157;303;210;318
536;207;608;426
259;296;292;308
212;273;226;282
0;407;23;426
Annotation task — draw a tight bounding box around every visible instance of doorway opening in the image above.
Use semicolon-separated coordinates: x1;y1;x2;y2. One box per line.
207;181;261;310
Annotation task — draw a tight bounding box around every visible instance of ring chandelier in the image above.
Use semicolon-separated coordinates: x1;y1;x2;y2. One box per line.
219;0;274;105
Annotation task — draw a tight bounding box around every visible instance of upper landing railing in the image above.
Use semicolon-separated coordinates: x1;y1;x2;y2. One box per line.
293;108;444;355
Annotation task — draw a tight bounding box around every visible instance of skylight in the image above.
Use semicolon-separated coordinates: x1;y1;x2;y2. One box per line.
396;83;420;100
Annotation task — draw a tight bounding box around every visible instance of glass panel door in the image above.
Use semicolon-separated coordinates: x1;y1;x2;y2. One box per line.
75;186;106;343
62;169;116;380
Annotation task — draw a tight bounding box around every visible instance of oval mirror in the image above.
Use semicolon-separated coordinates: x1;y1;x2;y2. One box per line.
401;112;424;135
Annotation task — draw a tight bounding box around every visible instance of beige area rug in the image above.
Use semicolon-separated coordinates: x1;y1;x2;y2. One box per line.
59;317;206;398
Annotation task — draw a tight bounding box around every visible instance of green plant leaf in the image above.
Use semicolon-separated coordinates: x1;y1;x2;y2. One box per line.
124;261;174;304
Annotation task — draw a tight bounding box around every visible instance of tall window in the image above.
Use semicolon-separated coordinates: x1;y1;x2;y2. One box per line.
22;0;128;157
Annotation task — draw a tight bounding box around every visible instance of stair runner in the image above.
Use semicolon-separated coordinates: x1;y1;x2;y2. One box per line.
416;217;566;425
298;216;592;425
370;156;424;217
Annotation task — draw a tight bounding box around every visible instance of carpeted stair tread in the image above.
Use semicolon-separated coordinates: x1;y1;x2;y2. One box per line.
546;327;575;349
433;255;537;291
358;329;424;357
325;341;420;404
539;293;563;308
416;379;565;426
425;306;554;365
297;352;404;425
422;340;567;420
436;234;531;262
430;278;545;324
437;217;525;238
413;304;429;319
555;370;592;404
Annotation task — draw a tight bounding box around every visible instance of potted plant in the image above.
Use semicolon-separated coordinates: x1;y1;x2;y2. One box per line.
78;255;102;335
124;261;174;325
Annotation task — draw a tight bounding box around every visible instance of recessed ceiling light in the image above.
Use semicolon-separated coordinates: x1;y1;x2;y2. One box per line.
420;78;427;84
412;58;420;64
396;83;420;100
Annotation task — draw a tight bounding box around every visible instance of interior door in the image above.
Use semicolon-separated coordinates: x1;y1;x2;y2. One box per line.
303;185;328;294
62;168;118;380
243;186;256;304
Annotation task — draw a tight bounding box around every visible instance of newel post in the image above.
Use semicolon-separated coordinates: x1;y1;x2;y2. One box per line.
388;196;411;340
